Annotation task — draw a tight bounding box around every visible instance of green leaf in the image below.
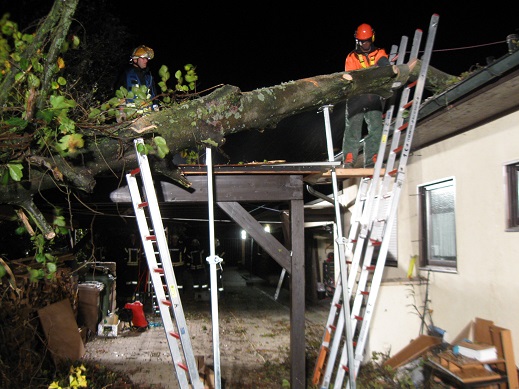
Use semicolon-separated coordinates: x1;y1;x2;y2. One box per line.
53;215;66;227
36;109;54;123
14;72;25;82
50;95;76;109
88;108;101;118
71;35;80;48
29;268;43;282
0;170;8;185
57;76;67;86
0;264;6;278
7;163;23;181
6;117;28;129
136;143;146;155
158;65;170;81
27;73;40;88
35;252;46;263
22;33;33;44
56;134;84;154
185;74;198;83
154;136;170;159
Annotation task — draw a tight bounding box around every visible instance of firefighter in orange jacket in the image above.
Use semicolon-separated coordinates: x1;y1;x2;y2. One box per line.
342;23;390;168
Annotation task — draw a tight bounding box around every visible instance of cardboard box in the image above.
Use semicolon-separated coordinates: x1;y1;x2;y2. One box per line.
97;314;120;337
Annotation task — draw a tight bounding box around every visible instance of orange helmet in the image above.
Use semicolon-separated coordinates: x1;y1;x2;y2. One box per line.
131;45;154;60
355;23;375;42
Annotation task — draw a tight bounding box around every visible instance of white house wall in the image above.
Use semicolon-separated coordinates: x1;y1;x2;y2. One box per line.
398;109;519;360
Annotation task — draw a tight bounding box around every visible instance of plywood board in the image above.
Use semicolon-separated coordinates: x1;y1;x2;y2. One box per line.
384;335;442;369
38;299;85;365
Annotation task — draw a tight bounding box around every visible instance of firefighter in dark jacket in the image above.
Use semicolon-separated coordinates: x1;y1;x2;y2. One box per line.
115;45;158;121
342;23;390;168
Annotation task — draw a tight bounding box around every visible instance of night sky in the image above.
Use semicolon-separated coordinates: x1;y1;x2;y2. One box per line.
112;2;518;92
2;1;518;93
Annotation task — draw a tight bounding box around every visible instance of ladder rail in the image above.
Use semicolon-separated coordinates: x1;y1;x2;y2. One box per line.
314;178;370;388
126;173;191;389
332;72;406;389
205;146;222;389
347;14;440;386
127;139;204;389
320;104;357;389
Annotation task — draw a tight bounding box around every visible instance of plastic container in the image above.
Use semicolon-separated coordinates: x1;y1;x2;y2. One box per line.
124;301;148;328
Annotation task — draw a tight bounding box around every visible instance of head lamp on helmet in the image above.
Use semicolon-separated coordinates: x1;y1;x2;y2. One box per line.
132;45;154;60
355;23;375;42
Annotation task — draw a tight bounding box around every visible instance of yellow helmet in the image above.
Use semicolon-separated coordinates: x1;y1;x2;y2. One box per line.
131;45;154;60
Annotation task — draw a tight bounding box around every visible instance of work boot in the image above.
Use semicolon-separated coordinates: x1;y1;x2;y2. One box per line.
342;153;354;168
364;154;377;168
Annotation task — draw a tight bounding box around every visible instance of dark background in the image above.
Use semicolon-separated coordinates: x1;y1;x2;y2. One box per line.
3;1;518;91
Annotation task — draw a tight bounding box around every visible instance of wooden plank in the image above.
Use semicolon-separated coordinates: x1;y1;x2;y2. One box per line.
384;335;442;368
474;317;494;345
491;326;518;389
322;167;386;178
160;175;304;202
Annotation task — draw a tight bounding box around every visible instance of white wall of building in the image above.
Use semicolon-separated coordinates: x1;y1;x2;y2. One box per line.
399;109;519;360
313;109;519;363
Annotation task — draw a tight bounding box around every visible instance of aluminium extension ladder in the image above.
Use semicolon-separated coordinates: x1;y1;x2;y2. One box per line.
126;138;203;389
313;14;439;388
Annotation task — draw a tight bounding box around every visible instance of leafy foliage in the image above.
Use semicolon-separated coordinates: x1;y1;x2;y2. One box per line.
0;9;198;183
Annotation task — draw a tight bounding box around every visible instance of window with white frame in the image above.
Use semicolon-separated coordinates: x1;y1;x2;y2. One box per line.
418;178;457;270
505;161;519;231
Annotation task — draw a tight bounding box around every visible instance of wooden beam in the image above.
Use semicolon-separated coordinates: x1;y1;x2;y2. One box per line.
217;201;291;271
290;199;306;389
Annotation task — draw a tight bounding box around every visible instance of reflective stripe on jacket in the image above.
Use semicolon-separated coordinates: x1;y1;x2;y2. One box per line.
345;48;388;71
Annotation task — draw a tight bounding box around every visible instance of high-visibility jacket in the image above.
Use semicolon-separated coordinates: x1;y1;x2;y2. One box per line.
345;47;388;71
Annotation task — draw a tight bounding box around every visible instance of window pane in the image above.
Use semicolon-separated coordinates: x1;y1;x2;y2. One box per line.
505;163;519;230
419;178;457;269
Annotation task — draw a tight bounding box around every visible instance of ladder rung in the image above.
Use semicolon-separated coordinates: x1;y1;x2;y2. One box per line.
365;265;375;271
398;122;409;131
389;169;398;176
393;145;403;154
354;315;363;321
370;239;382;246
146;235;156;241
334;303;342;309
403;101;413;109
169;331;181;339
130;167;141;176
407;80;418;89
161;299;172;307
178;363;189;372
329;324;337;331
154;268;164;273
138;201;149;209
